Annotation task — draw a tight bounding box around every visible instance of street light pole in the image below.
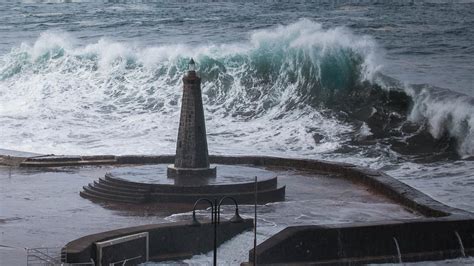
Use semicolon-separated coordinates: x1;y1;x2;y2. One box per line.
213;198;218;266
192;196;244;266
254;176;258;265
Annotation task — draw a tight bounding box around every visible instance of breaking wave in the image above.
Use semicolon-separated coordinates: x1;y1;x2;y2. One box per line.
407;85;474;158
0;19;472;159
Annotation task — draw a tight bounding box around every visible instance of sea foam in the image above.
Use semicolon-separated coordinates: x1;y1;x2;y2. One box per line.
0;19;473;158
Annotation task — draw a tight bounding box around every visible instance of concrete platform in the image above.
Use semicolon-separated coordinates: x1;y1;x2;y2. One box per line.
246;217;474;265
64;219;253;264
1;153;473;265
0;148;42;157
80;164;285;205
167;164;217;178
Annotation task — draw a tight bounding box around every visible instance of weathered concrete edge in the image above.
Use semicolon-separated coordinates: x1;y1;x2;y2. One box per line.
64;218;253;263
246;216;474;265
0;155;26;166
207;155;470;218
2;153;470;217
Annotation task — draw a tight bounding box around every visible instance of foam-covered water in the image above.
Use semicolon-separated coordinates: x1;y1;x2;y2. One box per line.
1;1;474;264
159;168;421;265
0;21;365;156
1;19;473;158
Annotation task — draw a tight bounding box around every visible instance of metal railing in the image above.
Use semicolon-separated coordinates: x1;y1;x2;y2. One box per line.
26;247;94;266
26;247;64;266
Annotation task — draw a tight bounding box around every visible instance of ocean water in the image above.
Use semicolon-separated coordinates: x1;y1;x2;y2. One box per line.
0;0;473;263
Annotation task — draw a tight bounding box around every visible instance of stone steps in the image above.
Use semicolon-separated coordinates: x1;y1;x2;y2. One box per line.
104;174;151;189
91;182;145;197
82;185;145;203
94;180;148;195
147;186;286;204
102;173;279;194
80;190;143;204
80;174;286;205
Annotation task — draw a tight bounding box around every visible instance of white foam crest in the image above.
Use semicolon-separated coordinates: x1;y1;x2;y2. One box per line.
138;45;187;68
80;39;133;71
0;32;184;154
250;18;383;82
0;21;377;155
181;225;284;266
356;122;373;141
30;31;74;61
207;106;351;157
409;86;474;157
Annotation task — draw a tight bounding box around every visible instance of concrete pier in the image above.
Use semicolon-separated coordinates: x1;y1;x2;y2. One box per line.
1;151;473;264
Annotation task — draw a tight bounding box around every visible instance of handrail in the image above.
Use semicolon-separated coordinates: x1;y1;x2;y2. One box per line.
27;248;61;263
26;254;56;264
21;246;93;266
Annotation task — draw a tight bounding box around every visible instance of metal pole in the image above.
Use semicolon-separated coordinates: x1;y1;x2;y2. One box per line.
192;197;242;266
213;198;218;266
254;176;257;265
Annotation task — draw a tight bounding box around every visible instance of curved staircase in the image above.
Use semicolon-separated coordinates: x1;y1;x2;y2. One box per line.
80;173;285;204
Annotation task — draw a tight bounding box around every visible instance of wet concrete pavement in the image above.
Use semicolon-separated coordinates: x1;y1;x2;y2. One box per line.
0;164;420;265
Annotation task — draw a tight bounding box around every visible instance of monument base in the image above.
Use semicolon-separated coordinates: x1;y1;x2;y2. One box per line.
167;164;217;178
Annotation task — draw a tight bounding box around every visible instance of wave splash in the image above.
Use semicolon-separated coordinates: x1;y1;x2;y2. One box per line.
407;85;474;158
0;19;472;159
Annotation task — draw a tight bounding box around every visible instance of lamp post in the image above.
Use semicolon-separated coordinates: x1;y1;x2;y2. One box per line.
191;196;244;266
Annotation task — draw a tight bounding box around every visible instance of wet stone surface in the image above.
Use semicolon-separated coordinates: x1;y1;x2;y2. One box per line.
0;164;420;265
110;164;275;185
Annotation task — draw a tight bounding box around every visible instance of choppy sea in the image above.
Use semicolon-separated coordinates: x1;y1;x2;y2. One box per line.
0;1;473;263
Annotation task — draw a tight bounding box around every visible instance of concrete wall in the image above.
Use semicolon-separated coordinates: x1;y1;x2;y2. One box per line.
248;217;474;264
4;152;473;264
13;154;469;216
64;219;253;264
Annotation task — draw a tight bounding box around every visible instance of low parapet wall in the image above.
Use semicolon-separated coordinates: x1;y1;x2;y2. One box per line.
4;151;473;264
64;219;253;264
2;153;467;216
246;217;474;265
210;155;463;217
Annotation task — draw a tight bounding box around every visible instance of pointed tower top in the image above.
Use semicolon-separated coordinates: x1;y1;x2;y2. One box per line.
188;58;196;72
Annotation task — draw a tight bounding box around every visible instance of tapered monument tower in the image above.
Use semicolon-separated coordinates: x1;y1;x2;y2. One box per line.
167;59;216;177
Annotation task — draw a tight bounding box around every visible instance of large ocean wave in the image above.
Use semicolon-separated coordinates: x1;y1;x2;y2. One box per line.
0;19;472;158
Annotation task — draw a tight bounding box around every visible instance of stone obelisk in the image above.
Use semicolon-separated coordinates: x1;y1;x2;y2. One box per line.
167;59;216;178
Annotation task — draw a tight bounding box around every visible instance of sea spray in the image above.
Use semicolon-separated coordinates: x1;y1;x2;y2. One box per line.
0;20;473;158
0;20;367;155
407;85;474;158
